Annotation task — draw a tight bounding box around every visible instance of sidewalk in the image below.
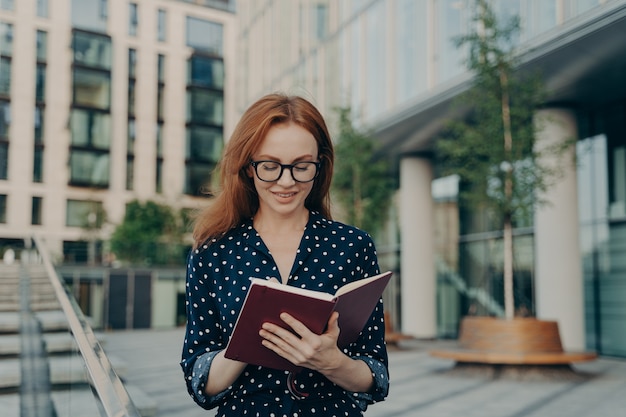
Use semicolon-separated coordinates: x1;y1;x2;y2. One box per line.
102;328;626;417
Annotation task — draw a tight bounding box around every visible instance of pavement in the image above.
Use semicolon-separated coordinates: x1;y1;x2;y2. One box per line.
101;328;626;417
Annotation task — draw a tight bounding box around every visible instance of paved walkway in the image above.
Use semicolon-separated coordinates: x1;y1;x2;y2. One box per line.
102;328;626;417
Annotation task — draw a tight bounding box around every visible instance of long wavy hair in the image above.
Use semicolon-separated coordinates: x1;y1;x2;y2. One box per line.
192;93;334;248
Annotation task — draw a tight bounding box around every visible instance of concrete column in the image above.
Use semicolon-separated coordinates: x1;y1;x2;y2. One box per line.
399;156;436;338
534;108;585;351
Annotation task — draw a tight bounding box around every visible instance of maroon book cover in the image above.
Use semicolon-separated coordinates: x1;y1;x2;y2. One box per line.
224;271;392;371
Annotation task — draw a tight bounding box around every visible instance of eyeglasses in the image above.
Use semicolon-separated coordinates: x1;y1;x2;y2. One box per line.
250;160;321;183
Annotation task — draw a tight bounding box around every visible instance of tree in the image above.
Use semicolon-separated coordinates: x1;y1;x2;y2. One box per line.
332;107;394;236
110;200;188;265
436;0;571;319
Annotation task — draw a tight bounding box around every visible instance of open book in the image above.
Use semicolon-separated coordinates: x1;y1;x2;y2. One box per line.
224;271;393;372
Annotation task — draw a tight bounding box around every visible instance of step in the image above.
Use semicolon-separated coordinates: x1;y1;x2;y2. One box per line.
0;384;156;417
51;384;157;417
0;393;18;417
0;354;128;389
0;333;79;356
0;312;19;333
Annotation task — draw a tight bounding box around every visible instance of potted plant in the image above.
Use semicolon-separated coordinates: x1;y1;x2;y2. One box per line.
433;0;588;365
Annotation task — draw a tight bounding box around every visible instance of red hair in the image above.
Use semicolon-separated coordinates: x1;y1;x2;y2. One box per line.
192;93;334;248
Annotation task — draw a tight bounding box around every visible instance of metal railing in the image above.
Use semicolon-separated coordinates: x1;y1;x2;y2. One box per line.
32;235;142;417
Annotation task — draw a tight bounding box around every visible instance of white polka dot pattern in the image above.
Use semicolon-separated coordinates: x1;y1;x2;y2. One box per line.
180;212;389;416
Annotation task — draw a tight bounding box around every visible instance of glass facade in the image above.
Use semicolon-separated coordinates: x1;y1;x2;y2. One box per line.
0;21;11;181
185;52;224;195
156;54;165;193
126;49;136;191
577;102;626;357
31;196;43;225
34;30;47;183
129;2;138;36
0;194;5;223
70;30;112;188
71;0;108;32
186;17;223;55
36;0;49;18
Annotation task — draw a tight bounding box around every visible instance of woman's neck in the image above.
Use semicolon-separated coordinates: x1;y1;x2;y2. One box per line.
253;209;309;235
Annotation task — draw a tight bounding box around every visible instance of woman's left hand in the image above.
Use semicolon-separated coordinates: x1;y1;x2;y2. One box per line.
259;311;344;372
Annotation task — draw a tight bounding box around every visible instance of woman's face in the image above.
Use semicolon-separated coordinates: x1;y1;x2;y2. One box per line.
250;122;319;218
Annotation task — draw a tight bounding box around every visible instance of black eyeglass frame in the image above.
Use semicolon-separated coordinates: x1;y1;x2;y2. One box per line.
249;160;321;183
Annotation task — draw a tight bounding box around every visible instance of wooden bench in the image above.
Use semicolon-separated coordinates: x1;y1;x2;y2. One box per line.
430;316;597;365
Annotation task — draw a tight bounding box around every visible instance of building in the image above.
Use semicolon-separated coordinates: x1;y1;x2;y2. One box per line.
235;0;626;358
0;0;236;263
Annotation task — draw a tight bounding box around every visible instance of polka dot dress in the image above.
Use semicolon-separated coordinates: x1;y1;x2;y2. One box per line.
180;212;389;416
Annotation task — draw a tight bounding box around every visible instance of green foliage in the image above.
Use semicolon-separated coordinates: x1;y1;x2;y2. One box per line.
110;200;188;265
332;107;394;235
436;0;551;220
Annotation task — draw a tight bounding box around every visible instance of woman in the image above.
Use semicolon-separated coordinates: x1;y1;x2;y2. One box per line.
180;93;389;416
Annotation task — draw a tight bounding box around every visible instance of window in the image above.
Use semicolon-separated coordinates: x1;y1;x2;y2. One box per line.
157;54;165;82
69;109;110;187
126;113;135;190
188;55;224;89
186;126;223;162
157;54;165;120
70;109;111;148
34;106;44;182
71;30;111;188
72;31;112;70
186;17;223;56
1;0;13;11
187;89;223;125
128;49;136;116
36;0;49;18
129;3;138;36
73;68;111;109
157;9;166;42
0;100;9;138
0;22;13;56
66;199;104;228
126;154;134;190
0;22;13;96
314;3;328;40
128;48;136;78
72;0;108;32
0;99;9;180
0;140;7;179
34;31;47;183
0;194;6;223
34;106;44;144
33;145;43;182
185;53;224;195
31;197;43;225
0;57;10;96
156;123;163;193
36;31;47;102
35;64;47;102
69;151;109;186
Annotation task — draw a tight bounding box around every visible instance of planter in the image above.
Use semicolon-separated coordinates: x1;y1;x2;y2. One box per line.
431;316;597;365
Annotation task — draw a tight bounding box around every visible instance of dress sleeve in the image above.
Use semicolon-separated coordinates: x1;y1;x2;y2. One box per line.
179;248;232;410
346;233;390;406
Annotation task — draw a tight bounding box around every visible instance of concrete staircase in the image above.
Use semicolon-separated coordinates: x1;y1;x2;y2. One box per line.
0;262;156;417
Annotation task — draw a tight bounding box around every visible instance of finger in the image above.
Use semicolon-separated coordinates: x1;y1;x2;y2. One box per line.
279;313;312;339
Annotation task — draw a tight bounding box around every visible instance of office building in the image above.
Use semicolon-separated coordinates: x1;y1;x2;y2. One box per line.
235;0;626;358
0;0;236;261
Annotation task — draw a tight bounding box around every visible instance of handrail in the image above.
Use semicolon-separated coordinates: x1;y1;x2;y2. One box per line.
31;235;142;417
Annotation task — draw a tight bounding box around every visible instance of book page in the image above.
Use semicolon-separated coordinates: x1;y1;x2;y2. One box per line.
249;278;335;301
335;271;392;296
